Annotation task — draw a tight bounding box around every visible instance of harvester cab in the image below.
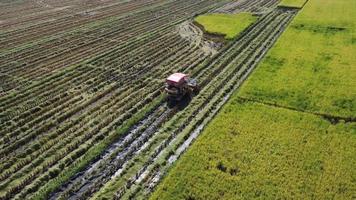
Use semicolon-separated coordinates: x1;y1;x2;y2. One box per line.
165;73;198;102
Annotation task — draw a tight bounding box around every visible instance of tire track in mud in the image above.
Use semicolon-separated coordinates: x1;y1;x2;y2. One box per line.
49;7;298;200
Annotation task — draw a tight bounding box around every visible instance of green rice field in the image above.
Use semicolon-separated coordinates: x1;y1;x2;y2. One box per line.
194;13;257;40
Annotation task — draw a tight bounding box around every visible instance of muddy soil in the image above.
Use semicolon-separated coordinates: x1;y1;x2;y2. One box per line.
178;21;221;56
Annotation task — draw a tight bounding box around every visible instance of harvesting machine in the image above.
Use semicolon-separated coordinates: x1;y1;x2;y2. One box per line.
165;73;198;102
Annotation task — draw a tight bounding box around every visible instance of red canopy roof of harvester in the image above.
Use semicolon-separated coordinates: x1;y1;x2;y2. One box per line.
166;73;187;84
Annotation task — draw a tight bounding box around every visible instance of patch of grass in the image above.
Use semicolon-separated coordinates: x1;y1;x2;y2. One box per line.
278;0;307;8
194;13;257;40
240;0;356;118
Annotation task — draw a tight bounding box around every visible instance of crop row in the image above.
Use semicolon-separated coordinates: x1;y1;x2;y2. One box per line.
1;0;157;31
0;0;166;62
0;0;222;94
0;0;222;166
0;0;157;65
0;0;88;21
0;19;214;198
0;33;185;175
0;26;177;123
0;0;222;127
0;0;164;47
0;0;215;92
0;26;175;116
1;1;172;73
0;18;195;158
0;33;193;196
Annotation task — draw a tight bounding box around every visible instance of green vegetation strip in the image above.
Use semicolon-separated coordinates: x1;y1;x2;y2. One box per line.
194;13;257;40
